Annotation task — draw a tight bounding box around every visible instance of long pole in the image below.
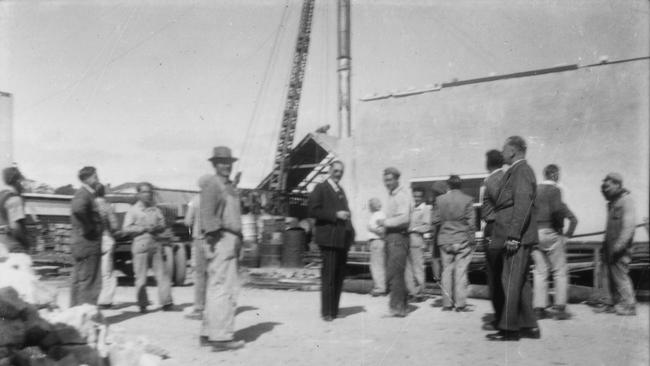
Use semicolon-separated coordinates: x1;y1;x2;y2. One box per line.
337;0;351;138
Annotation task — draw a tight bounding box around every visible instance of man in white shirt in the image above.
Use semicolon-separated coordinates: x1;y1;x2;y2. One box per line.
367;198;387;296
407;187;431;302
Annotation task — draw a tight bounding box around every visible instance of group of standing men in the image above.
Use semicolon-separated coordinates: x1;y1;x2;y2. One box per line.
0;135;640;351
306;134;639;343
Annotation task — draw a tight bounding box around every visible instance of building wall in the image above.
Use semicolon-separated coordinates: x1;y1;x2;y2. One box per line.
349;61;649;241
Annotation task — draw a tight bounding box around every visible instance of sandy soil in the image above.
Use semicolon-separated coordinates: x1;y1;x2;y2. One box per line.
48;279;648;366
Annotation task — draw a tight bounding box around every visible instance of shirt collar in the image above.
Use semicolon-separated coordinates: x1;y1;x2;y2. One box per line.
390;185;405;196
505;159;525;171
488;167;504;177
327;178;340;192
81;183;96;194
540;180;557;186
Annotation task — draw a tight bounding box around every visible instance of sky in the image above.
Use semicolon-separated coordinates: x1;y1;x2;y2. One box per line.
0;0;648;189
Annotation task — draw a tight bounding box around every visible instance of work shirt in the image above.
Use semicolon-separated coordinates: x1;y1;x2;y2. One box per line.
383;185;411;231
535;180;577;237
0;185;26;252
200;175;242;235
367;210;386;240
604;190;636;256
122;201;166;252
409;202;431;234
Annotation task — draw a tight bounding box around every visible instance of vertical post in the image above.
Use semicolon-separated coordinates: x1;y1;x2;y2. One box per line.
0;92;13;168
337;0;351;138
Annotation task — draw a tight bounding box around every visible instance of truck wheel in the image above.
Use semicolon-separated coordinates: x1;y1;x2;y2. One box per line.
163;246;174;280
173;244;187;286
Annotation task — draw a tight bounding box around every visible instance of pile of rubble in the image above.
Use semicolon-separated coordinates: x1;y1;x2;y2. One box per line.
0;252;168;366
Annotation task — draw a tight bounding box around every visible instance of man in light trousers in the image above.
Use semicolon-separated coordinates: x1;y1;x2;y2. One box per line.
367;198;387;296
184;175;212;320
532;164;577;320
199;146;245;352
122;182;173;313
406;187;431;302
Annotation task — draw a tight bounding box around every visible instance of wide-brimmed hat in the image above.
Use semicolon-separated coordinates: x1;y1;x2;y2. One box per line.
208;146;238;163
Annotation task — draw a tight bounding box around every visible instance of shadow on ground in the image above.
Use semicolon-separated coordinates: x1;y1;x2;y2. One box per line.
234;322;282;343
236;306;259;316
337;306;366;318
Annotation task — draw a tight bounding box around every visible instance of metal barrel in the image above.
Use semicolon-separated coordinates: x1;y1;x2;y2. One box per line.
282;228;305;268
259;231;283;268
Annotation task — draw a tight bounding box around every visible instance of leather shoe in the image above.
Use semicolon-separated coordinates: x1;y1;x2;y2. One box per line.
441;306;453;312
519;327;541;339
161;304;180;312
455;306;473;312
98;304;113;310
199;336;211;347
211;340;245;352
534;307;547;320
139;306;148;314
486;330;520;341
322;315;334;322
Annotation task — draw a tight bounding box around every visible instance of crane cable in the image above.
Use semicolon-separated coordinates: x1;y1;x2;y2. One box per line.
238;1;292;178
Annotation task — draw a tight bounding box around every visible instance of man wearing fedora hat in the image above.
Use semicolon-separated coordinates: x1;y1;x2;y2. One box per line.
199;146;245;352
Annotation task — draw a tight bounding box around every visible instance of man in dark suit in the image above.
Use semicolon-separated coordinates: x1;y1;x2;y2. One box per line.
480;150;505;329
70;166;104;306
308;160;355;321
487;136;540;341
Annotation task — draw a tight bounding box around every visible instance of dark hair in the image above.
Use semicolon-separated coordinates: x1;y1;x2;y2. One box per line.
412;187;425;196
486;150;504;170
136;182;154;193
330;160;344;168
543;164;560;179
95;183;106;198
78;166;96;182
505;136;527;153
383;167;401;179
2;167;23;185
447;175;462;190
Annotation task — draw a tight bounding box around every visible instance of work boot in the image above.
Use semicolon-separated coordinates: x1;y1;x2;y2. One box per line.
615;304;636;316
533;307;548;320
552;305;571;320
592;304;616;314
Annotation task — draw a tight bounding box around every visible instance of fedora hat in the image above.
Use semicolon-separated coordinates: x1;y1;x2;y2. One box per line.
208;146;238;162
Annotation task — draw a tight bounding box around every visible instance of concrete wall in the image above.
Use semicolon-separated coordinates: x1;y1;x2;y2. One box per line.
0;92;12;168
349;61;649;241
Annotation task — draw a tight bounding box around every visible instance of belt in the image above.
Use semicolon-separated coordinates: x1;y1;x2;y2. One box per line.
219;228;243;239
385;228;408;235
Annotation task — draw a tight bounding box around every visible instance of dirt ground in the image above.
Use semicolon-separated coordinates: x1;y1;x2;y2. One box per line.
48;277;648;366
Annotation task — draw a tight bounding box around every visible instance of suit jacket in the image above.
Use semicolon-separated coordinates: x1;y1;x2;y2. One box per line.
492;160;538;247
432;189;476;247
70;186;103;259
308;180;355;249
481;169;505;224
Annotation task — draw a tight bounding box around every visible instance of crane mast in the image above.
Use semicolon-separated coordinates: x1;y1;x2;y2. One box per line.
268;0;315;214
